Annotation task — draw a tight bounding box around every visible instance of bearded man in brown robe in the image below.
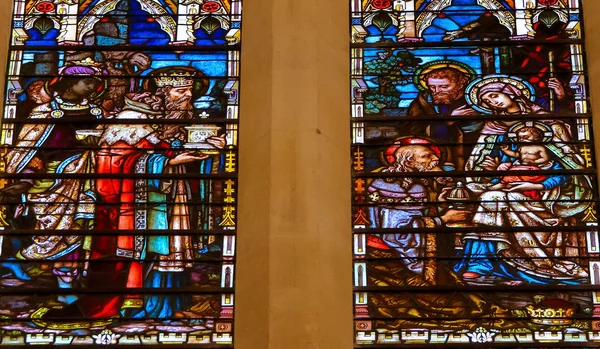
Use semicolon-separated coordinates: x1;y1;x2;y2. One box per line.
405;67;480;170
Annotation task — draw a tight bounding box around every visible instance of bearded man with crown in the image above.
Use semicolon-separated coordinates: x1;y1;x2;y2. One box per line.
0;64;106;303
39;67;226;323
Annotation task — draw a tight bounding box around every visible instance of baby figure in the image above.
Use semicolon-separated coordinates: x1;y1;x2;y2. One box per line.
500;126;552;168
491;126;554;199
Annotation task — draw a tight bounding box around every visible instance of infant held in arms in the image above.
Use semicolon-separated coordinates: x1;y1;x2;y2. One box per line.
491;126;553;199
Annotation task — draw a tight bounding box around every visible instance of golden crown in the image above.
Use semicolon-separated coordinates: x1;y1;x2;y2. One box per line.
154;72;196;88
525;305;575;325
70;57;103;67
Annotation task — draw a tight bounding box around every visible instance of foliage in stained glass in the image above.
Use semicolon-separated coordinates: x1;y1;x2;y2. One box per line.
351;0;600;346
0;0;241;346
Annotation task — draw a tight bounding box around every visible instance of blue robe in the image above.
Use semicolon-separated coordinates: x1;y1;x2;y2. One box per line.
132;149;225;318
455;135;575;285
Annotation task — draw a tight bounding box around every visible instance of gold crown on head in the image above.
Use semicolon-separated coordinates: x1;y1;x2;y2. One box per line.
71;57;102;67
154;71;196;88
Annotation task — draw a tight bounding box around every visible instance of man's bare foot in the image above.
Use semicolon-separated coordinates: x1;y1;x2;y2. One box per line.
502;280;524;286
462;272;482;279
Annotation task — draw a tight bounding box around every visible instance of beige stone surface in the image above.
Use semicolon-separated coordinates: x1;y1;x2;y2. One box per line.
235;0;354;348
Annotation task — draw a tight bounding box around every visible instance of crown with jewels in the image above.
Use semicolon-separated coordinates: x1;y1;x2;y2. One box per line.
154;71;196;88
71;57;102;67
525;305;575;325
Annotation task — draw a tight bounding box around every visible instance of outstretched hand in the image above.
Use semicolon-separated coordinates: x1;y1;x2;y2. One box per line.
480;156;500;171
438;187;453;202
169;152;210;165
443;30;462;41
507;182;544;192
128;53;152;71
451;104;478;116
441;209;472;224
206;134;227;149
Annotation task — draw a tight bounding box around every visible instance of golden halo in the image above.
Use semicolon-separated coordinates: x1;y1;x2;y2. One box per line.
414;60;476;91
507;121;554;144
465;75;536;114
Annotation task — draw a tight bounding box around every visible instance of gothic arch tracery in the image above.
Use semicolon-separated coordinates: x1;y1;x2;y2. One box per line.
78;0;177;42
416;0;515;38
416;0;452;37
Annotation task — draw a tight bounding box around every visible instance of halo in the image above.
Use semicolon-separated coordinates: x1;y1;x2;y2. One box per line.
413;60;476;91
381;136;446;167
507;121;554;144
465;74;536;114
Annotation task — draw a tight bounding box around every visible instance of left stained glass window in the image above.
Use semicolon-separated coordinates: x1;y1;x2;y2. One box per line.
0;0;240;346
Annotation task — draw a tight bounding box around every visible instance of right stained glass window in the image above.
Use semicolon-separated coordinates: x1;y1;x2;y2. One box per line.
351;0;600;346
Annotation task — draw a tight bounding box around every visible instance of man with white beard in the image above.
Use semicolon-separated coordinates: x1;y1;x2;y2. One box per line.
115;67;226;318
365;141;514;324
367;142;469;281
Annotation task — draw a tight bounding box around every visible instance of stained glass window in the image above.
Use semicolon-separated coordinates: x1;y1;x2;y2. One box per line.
0;0;240;346
351;0;599;346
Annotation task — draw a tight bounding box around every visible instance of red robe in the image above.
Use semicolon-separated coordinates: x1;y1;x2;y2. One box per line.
88;137;172;318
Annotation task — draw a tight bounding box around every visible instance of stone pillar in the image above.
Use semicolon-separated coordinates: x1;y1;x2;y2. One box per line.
235;0;353;348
